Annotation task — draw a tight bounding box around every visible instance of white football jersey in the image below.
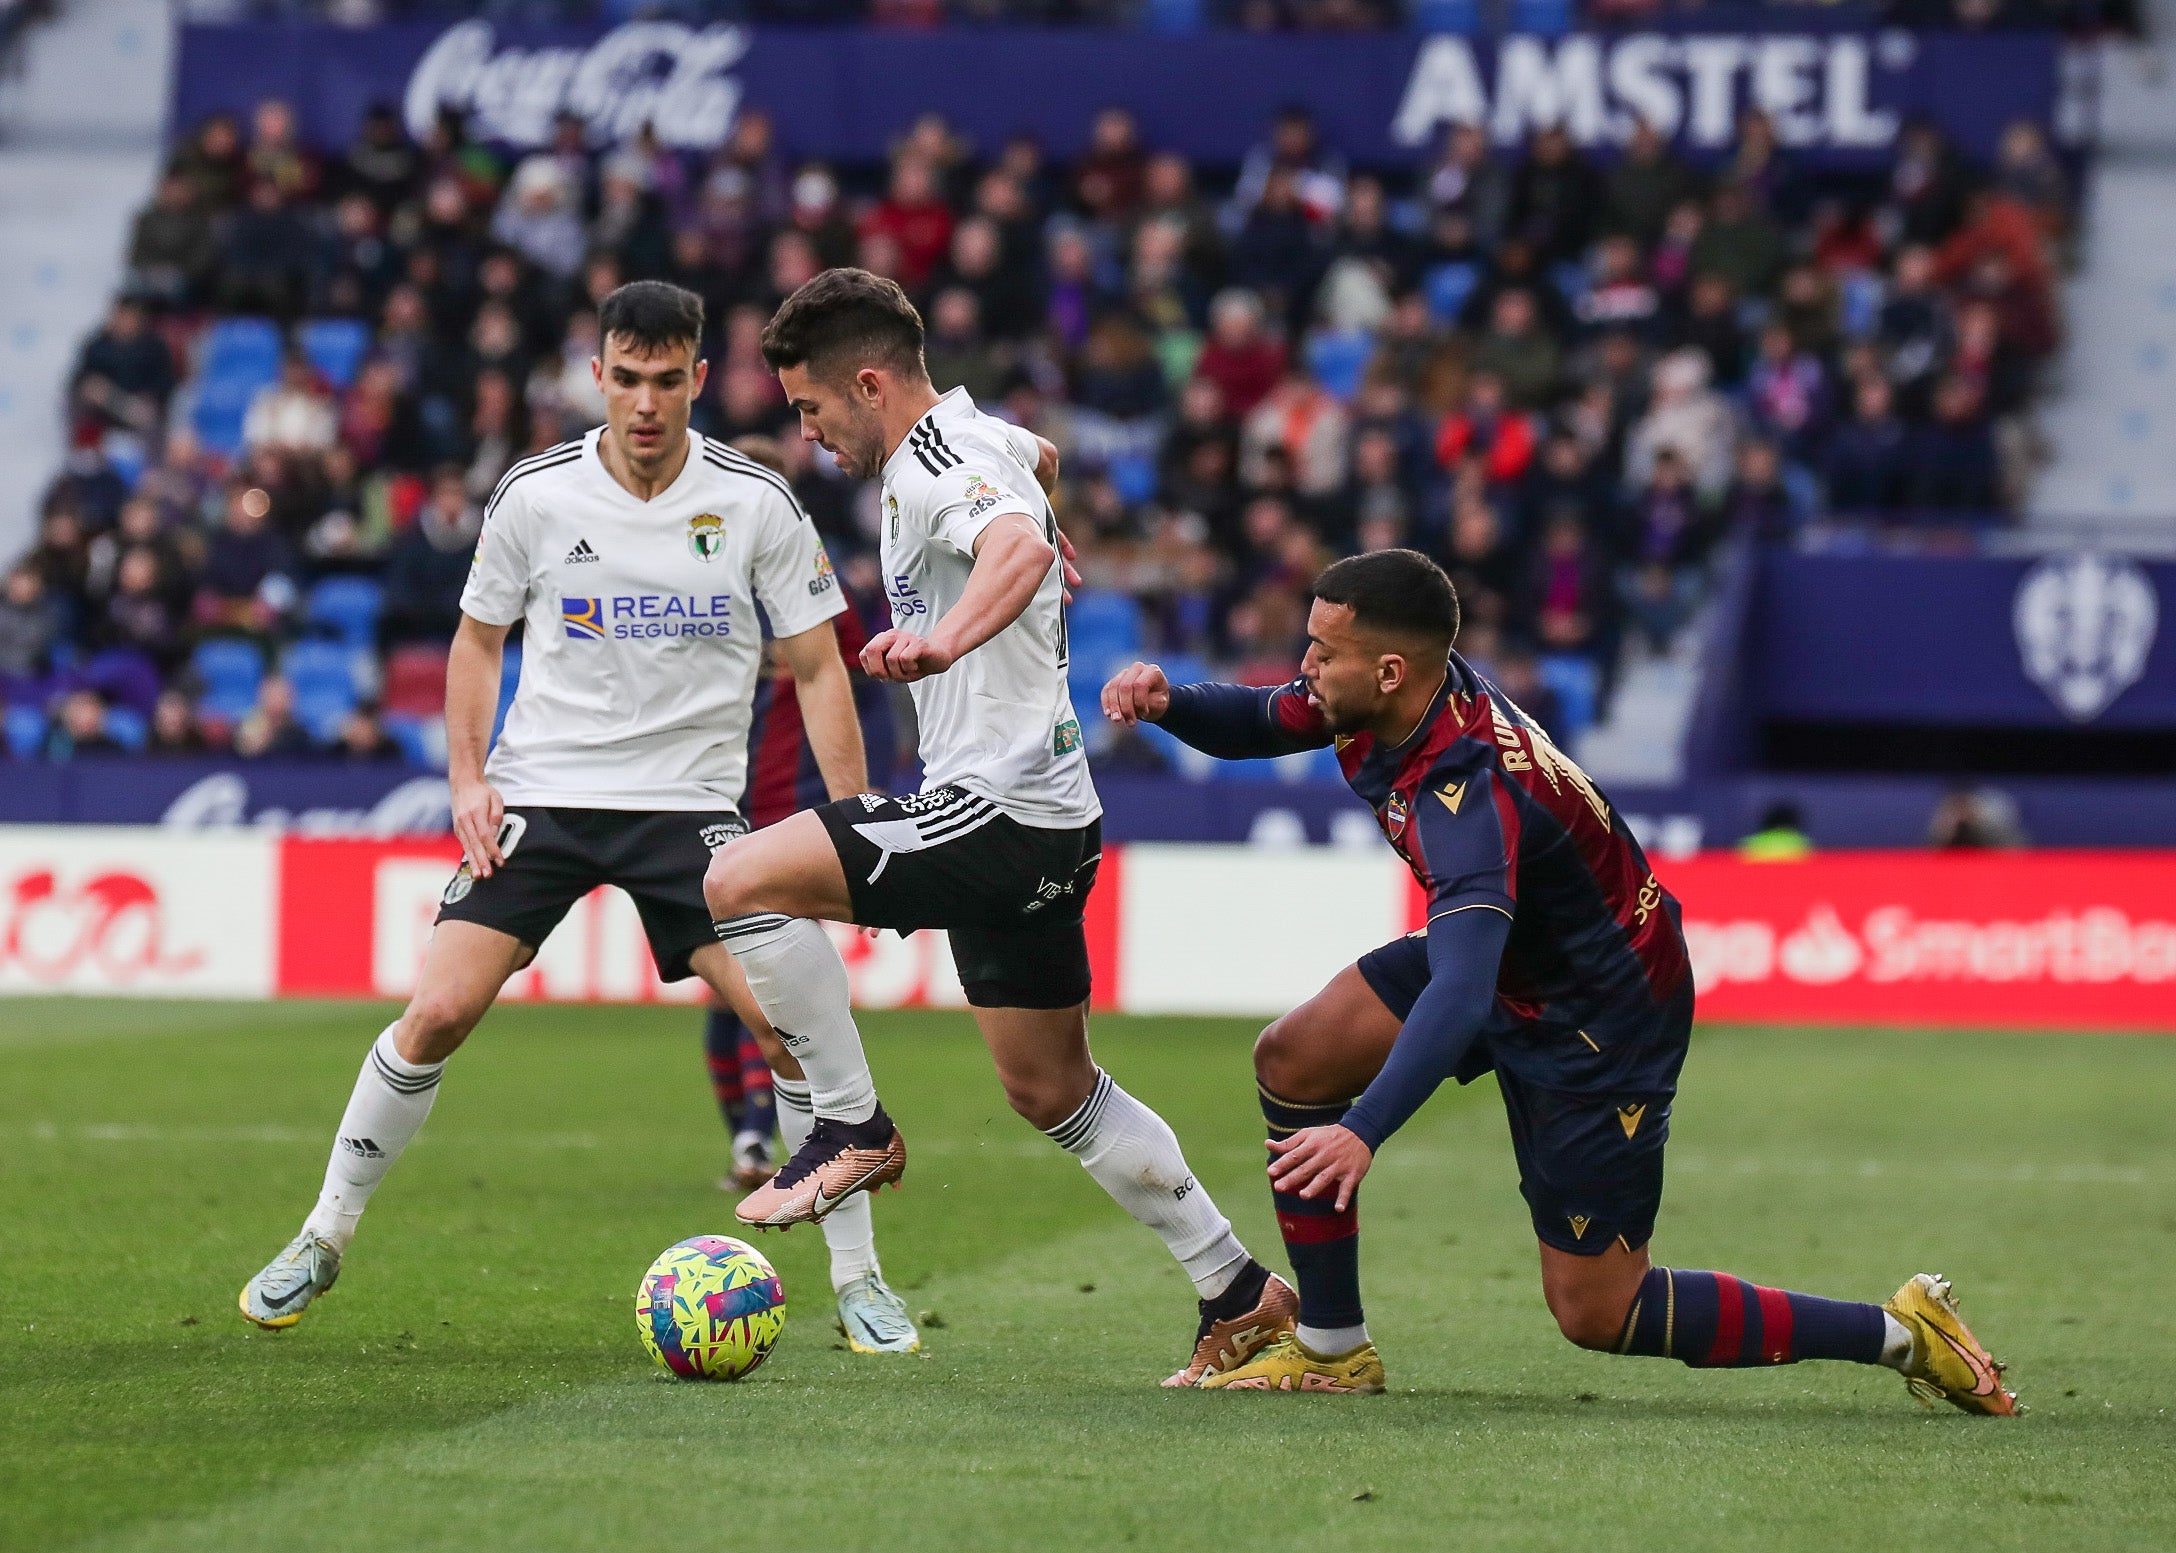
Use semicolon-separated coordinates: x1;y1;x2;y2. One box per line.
878;388;1099;829
461;428;845;811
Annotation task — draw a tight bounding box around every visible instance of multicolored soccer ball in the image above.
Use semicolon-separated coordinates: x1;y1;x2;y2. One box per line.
635;1235;787;1380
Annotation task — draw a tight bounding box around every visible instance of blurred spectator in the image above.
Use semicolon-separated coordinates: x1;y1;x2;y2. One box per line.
148;687;209;754
1929;783;2029;848
1739;801;1814;860
1626;349;1737;499
1241;367;1348;498
493;157;586;281
196;484;297;636
380;468;481;645
1436;372;1537;487
1909;377;2002;511
233;674;313;758
1508;126;1601;265
1193;289;1286;418
245;351;339;454
336;703;404;760
1605;121;1696;250
0;563;56;682
863;157;955;290
1469;288;1560;410
1823;378;1911;516
44;689;122;759
125;175;218;307
69;297;174;438
1690;182;1784;299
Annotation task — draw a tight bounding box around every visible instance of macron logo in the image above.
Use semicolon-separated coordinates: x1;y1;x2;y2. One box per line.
564;539;600;564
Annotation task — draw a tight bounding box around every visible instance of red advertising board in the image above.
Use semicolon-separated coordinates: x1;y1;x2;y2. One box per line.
1657;852;2176;1032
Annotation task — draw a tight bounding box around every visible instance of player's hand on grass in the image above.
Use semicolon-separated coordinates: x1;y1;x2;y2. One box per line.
451;778;507;877
1267;1124;1373;1213
1100;661;1170;726
861;629;956;683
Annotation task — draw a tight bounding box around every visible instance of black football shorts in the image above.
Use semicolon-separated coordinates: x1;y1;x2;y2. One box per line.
813;786;1101;1010
435;807;747;982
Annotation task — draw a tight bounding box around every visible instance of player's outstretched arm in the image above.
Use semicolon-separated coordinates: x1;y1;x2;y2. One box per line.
1270;905;1511;1210
862;512;1053;683
1102;666;1332;761
776;620;870;801
446;612;514;876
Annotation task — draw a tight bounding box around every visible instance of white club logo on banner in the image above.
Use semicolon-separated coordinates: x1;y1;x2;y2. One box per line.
2013;553;2158;722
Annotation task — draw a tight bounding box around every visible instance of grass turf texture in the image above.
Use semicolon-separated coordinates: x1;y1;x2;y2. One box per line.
3;1002;2173;1552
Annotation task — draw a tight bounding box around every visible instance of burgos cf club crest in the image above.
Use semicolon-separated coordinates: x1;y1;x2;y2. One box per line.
687;512;726;562
562;596;605;640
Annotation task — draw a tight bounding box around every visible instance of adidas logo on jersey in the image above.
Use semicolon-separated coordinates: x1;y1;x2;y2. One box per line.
564;539;601;564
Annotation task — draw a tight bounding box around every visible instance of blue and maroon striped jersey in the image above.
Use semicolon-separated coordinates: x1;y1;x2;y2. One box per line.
742;586;896;829
1262;652;1693;1082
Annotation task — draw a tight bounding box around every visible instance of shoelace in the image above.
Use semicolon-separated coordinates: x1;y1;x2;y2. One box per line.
770;1116;881;1191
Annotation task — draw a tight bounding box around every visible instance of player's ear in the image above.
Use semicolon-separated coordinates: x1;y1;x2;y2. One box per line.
690;357;709;400
590;355;604;391
1377;652;1407;694
855;366;884;407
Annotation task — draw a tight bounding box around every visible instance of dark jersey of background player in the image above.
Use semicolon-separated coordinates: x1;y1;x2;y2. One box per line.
706;582;894;1171
1161;647;1692;1143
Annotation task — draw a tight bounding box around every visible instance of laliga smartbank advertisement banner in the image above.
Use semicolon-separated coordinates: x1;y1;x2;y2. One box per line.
0;830;2168;1031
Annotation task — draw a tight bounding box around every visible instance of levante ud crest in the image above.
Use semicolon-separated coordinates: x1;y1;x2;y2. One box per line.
687;512;725;562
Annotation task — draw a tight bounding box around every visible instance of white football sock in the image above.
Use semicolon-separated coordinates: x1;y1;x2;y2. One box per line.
774;1077;881;1291
1042;1069;1248;1297
1297;1322;1371;1356
715;916;877;1125
301;1024;443;1251
1879;1311;1915;1370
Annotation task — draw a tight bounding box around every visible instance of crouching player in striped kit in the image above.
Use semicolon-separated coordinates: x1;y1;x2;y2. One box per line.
1101;549;2017;1414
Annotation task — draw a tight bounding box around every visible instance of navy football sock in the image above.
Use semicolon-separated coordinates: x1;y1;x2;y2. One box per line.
1260;1086;1364;1333
736;1027;777;1142
704;1007;747;1133
1615;1268;1887;1366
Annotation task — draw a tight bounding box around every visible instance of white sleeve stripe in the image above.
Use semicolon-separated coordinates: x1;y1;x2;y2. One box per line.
699;447;808;520
483;447;581;524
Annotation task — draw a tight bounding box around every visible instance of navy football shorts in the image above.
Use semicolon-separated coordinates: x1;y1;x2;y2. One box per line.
1356;933;1678;1257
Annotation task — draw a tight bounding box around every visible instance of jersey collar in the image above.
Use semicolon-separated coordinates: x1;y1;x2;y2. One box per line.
582;424;704;507
882;386;974;483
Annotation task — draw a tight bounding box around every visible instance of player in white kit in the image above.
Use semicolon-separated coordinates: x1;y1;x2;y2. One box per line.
239;282;917;1353
703;269;1296;1387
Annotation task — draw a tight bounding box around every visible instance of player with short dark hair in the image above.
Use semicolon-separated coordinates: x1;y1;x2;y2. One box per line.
239;280;918;1354
705;267;1297;1388
1100;548;2017;1413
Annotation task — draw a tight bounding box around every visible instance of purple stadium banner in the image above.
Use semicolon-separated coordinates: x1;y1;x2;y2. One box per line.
169;20;2061;167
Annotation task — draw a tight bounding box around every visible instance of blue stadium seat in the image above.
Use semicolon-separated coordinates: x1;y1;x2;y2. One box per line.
1539;653;1600;741
299;318;371;391
1838;271;1886;341
1304;329;1376;403
81;646;162;714
381;713;440;769
1424;262;1479;325
305;575;385;650
1105;450;1159;506
1510;0;1573;34
202;317;281;378
1409;0;1478;32
191;317;284;458
1065;591;1145;672
104;705;148;752
285;639;360;741
192;638;266;721
4;705;45;759
1550;260;1590;308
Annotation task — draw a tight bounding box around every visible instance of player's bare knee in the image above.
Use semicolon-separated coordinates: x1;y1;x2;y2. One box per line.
1002;1074;1079;1132
397;995;478;1064
701;848;744;919
1253;1013;1335;1103
1547;1288;1632;1352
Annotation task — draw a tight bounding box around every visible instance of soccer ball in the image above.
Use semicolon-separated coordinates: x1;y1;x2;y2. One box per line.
635;1235;787;1380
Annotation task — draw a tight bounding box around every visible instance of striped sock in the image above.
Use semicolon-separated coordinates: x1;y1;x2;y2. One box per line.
1615;1268;1887;1366
703;1007;748;1133
301;1024;445;1250
1261;1085;1367;1349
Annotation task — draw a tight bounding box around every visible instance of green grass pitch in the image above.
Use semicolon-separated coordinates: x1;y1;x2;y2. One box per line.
4;1000;2174;1552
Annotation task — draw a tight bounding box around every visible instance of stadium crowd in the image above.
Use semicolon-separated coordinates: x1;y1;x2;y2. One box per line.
5;90;2072;764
